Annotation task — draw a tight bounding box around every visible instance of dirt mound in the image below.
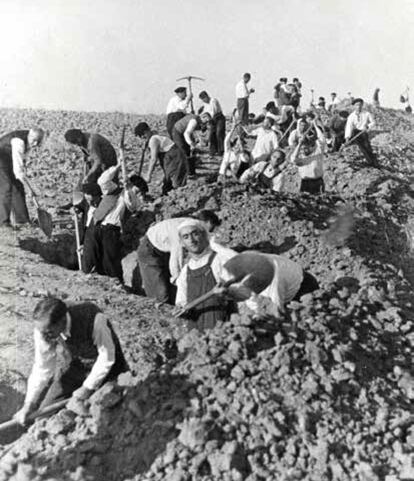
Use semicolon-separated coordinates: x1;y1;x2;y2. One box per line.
0;107;414;480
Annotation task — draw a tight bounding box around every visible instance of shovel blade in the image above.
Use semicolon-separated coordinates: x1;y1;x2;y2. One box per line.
37;208;53;238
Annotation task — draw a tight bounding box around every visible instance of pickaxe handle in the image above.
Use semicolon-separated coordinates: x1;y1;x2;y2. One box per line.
0;398;69;433
72;208;83;271
340;130;365;151
188;78;195;114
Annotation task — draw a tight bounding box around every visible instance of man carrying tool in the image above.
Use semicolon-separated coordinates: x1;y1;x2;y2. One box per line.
137;210;221;305
175;219;237;331
235;73;255;125
291;117;327;195
344;98;378;167
217;121;250;183
171;112;212;176
247;115;279;163
166;87;193;137
0;128;45;226
134;122;187;194
198;91;226;156
64;129;117;183
82;161;144;281
13;297;128;425
239;149;287;193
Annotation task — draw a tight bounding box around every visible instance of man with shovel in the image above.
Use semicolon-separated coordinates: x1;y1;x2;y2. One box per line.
344;98;378;167
0;128;45;226
134;121;188;194
64;129;117;183
13;297;128;426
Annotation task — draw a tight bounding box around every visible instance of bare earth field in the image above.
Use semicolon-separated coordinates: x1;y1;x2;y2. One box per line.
0;106;414;481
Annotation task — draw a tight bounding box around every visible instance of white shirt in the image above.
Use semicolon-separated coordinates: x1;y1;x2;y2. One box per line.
328;97;340;111
235;254;304;317
239;161;285;192
345;110;376;139
251;127;279;162
292;138;326;180
175;244;237;306
11;137;27;182
24;312;116;408
86;205;96;227
97;166;142;226
218;131;249;176
146;217;192;281
148;134;174;154
166;96;190;115
201;98;222;117
235;80;250;99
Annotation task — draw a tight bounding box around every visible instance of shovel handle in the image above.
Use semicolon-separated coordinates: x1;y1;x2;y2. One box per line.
0;398;69;433
340;130;365;151
72;208;83;271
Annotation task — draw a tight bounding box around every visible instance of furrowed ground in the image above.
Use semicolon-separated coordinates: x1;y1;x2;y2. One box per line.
0;106;413;481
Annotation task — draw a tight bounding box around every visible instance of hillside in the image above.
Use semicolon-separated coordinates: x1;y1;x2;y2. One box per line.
0;106;413;481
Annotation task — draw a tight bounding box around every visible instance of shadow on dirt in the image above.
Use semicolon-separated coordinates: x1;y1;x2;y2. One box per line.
19;234;78;270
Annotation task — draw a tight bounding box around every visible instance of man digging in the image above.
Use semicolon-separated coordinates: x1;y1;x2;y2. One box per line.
13;297;128;425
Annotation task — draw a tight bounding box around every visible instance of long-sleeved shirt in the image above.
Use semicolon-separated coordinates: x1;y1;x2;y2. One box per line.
166;96;190;115
97;166;141;226
146;217;191;282
11;138;27;182
250;127;279;162
24;313;116;408
200;98;223;117
235;80;250;99
239;161;285;192
175;244;237;306
345;111;375;139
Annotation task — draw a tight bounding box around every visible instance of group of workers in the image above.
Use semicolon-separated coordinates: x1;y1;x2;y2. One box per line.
1;75;409;426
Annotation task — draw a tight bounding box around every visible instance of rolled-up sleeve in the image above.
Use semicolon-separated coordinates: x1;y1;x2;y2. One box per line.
24;329;56;408
11;138;27;182
83;314;116;390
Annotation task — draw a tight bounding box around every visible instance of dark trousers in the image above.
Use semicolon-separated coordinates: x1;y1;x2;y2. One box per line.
209;113;226;155
300;177;325;195
159;146;188;194
83;223;123;281
237;98;249;125
351;129;378;166
332;133;345;152
167;112;186;138
0;170;30;225
293;271;319;300
137;235;175;304
171;129;196;176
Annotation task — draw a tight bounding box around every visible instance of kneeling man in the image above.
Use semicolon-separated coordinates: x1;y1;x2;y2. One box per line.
14;297;128;425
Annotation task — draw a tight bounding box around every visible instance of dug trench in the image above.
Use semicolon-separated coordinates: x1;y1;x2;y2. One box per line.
0;107;414;480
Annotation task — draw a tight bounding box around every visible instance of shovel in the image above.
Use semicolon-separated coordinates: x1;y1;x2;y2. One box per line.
0;398;69;434
26;182;53;238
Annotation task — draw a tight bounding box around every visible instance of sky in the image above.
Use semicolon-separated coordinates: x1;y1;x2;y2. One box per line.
0;0;413;114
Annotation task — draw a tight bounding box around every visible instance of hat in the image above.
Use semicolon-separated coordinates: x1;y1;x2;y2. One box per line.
280;77;287;82
174;86;187;94
352;97;364;105
134;122;150;137
199;91;209;99
81;183;102;197
177;219;208;236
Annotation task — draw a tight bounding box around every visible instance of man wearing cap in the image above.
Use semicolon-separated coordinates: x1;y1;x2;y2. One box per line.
198;91;226;156
13;297;128;425
291;118;327;195
235;73;255;125
175;219;237;331
0;128;45;226
344;98;378;166
64;129;117;184
171;112;212;175
134;122;187;194
166;87;193;137
82;160;144;281
137;210;221;304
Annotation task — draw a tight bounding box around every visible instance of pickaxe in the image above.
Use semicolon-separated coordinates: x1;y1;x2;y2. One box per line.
176;75;205;114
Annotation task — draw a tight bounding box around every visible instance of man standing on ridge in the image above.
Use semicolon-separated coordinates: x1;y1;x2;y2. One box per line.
235;73;255;125
166;87;193;137
198;91;226;156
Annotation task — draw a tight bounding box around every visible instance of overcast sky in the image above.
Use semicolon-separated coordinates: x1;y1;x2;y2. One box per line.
0;0;412;114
